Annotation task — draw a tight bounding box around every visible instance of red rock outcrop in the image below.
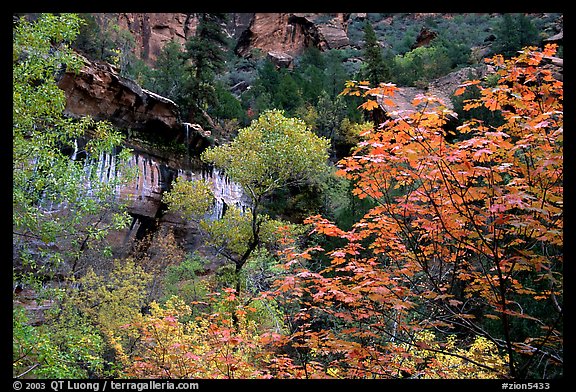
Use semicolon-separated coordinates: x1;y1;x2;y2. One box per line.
411;26;438;49
110;13;256;66
115;13;197;65
235;13;350;58
56;52;182;133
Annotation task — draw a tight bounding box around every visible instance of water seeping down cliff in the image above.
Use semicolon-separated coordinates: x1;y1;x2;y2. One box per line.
72;139;251;252
54;48;251;257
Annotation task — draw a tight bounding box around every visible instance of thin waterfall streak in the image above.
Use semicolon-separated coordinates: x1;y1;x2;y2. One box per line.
174;166;250;221
71;139;78;161
41;135;250;222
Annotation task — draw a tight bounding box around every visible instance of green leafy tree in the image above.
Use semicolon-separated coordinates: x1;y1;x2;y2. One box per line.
13;13;131;287
60;259;153;376
210;82;248;125
314;91;347;158
257;58;281;97
240;59;279;118
171;110;331;295
73;13;136;76
298;46;326;69
434;35;472;68
392;44;452;87
13;13;132;378
295;47;327;103
161;253;211;316
297;65;326;105
163;176;215;220
274;71;304;115
73;13;115;62
74;260;152;337
13;304;107;378
323;50;349;99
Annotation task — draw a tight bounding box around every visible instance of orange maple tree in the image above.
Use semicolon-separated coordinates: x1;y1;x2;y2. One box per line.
268;44;562;379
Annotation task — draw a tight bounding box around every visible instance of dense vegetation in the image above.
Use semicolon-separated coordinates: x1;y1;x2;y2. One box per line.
13;13;562;380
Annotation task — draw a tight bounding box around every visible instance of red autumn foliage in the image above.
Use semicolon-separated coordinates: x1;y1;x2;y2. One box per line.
269;45;562;379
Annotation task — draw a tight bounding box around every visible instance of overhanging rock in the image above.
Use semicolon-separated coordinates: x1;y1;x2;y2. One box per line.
57;53;182;133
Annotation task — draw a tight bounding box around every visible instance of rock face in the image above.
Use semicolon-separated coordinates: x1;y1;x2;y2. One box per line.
235;13;350;58
115;13;197;65
57;53;182;135
290;13;350;51
411;26;438;49
99;13;350;64
225;13;255;40
54;50;246;256
267;51;294;68
89;148;249;221
375;65;490;120
111;13;254;66
77;13;566;71
73;144;250;256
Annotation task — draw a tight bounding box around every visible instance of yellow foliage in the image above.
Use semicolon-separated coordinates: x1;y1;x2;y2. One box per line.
393;330;509;379
124;295;271;378
72;259;152;370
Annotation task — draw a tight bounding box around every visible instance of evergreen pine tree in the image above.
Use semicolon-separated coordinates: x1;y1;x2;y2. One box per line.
184;13;229;127
146;40;190;108
492;13;539;58
362;21;390;85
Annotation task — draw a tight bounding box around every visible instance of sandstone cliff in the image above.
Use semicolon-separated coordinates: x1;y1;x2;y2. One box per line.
235;13;350;58
55;51;249;261
96;13;350;66
57;52;182;133
115;13;196;65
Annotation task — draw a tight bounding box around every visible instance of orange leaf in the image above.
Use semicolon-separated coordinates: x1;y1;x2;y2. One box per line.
454;86;467;96
383;98;396;107
359;99;379;111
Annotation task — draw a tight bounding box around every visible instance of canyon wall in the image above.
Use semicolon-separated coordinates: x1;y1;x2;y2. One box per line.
98;13;351;66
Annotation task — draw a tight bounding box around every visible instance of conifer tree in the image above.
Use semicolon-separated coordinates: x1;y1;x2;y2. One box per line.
362;21;390;85
184;13;229;128
492;13;539;58
147;40;190;107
